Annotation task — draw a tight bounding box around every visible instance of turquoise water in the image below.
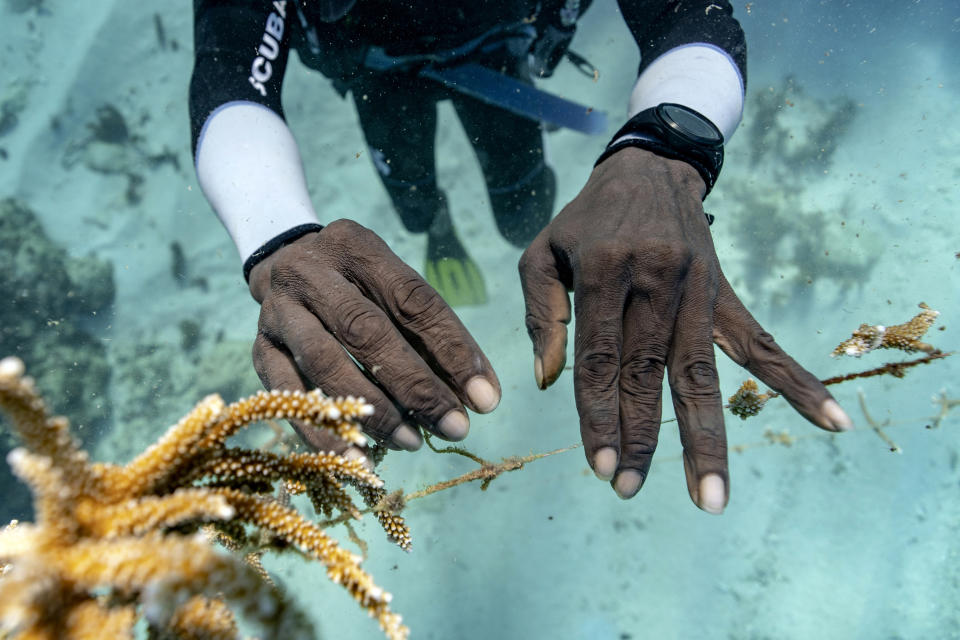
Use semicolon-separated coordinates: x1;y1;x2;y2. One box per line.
1;1;958;638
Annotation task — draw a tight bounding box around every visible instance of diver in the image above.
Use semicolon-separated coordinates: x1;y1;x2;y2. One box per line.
189;0;853;513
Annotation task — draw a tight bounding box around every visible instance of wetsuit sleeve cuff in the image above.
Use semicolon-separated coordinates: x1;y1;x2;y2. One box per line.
195;101;321;265
627;43;744;142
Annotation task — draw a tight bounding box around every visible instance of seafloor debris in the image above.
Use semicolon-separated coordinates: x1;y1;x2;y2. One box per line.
832;303;940;357
858;390;900;453
0;356;409;640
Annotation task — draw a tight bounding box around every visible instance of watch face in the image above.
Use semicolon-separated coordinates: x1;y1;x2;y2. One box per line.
659;104;723;146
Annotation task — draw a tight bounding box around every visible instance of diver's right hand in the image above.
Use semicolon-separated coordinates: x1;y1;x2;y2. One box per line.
247;219;501;451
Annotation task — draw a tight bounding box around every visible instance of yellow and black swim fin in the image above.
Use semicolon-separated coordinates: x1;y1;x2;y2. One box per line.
424;223;487;307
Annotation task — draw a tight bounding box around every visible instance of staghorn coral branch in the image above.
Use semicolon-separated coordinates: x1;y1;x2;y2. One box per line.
164;595;239;640
0;356;404;640
64;600;137;640
187;448;382;493
0;358;97;501
56;533;311;638
308;475;362;521
6;449;81;536
212;488;408;640
97;394;225;499
351;485;411;553
196;389;371;451
74;489;235;539
832;302;940;357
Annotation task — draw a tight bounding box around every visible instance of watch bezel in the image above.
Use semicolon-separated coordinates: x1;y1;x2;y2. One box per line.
655;103;724;148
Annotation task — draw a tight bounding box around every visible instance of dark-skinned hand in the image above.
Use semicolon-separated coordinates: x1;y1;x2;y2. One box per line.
248;219;501;457
519;147;853;513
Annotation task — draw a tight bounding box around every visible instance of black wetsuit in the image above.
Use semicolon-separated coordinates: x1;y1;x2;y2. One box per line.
189;0;746;250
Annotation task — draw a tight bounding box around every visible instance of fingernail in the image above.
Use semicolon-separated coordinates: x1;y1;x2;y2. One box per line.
822;399;853;432
438;410;470;441
534;356;544;389
614;470;644;500
343;446;374;471
592;447;617;481
466;376;500;413
698;474;726;514
391;424;423;451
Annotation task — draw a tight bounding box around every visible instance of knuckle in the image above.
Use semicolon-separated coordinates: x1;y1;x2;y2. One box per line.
748;330;781;359
620;425;660;465
742;329;791;373
619;355;665;402
575;344;620;388
391;275;447;327
636;239;692;270
257;298;284;332
251;337;273;381
362;404;401;441
669;353;720;397
266;262;317;302
517;248;536;275
292;334;334;376
393;372;445;417
322;218;371;246
687;255;716;286
581;237;635;269
338;301;393;353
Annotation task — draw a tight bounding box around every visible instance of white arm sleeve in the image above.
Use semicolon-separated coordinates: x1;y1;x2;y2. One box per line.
195;101;320;263
627;43;745;142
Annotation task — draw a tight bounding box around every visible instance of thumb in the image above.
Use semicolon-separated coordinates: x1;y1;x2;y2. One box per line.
518;236;570;389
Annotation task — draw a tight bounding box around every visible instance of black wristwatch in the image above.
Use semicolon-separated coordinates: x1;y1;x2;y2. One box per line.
595;103;725;198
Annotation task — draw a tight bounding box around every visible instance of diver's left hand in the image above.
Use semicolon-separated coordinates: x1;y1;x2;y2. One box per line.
518;147;852;513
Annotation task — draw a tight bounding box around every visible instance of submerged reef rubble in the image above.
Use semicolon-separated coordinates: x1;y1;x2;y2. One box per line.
0;356;410;640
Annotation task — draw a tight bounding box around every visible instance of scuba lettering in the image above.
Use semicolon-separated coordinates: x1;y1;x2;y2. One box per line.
248;6;287;97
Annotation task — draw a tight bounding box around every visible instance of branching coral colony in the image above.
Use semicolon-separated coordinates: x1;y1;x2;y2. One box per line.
0;356;409;640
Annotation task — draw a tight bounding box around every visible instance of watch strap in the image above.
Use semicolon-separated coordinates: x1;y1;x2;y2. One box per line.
595;105;724;198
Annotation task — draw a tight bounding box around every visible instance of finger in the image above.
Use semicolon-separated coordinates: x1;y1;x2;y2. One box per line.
323;220;500;414
252;333;371;465
667;259;728;514
257;300;422;451
571;257;629;480
518;234;571;389
712;271;852;432
290;272;473;442
612;294;671;498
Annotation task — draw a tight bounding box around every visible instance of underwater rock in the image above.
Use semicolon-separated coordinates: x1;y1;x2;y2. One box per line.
0;198;115;522
0;78;31;138
745;75;857;176
87;104;131;145
715;76;877;310
4;0;48;14
61;103;181;206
